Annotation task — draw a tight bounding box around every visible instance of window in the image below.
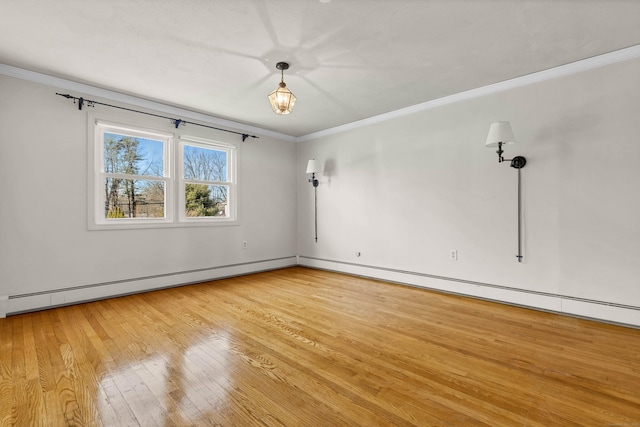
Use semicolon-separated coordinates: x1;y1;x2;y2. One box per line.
179;138;236;221
90;118;236;229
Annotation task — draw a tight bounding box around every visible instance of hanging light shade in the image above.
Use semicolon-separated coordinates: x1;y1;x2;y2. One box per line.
268;62;296;115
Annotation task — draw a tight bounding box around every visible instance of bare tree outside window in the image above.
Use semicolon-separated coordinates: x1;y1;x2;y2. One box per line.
103;133;165;219
183;144;229;217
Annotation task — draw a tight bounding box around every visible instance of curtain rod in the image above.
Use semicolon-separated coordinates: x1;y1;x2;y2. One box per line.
55;93;259;142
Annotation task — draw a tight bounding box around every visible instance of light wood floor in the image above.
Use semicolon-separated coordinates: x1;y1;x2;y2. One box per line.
1;267;639;426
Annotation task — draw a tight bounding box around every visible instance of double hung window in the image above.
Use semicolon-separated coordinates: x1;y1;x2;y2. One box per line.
180;138;235;221
91;119;236;229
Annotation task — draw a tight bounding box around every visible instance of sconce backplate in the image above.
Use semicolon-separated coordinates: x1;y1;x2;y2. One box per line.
510;156;526;169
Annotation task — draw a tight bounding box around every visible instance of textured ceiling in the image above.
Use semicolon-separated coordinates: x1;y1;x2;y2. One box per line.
2;0;640;137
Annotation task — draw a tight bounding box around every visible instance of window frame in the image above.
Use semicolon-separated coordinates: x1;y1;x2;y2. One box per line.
89;115;238;230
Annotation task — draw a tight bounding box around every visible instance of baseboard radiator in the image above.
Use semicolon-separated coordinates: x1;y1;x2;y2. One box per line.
1;256;297;318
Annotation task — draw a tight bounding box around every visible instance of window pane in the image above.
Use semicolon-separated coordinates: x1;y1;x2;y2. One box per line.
104;178;165;218
183;145;227;182
184;184;228;217
104;132;164;177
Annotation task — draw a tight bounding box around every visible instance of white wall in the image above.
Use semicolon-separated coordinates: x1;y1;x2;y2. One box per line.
2;57;639;327
0;74;298;316
297;57;640;327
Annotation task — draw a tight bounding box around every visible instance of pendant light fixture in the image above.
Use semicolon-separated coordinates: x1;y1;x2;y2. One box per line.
268;62;296;115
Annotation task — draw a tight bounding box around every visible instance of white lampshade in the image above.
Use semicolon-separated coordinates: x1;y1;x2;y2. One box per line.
485;121;516;147
306;159;320;174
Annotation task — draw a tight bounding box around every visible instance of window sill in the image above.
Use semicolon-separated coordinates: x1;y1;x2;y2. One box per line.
88;219;239;231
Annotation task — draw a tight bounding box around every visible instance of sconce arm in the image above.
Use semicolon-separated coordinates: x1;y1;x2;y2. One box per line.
495;142;526;168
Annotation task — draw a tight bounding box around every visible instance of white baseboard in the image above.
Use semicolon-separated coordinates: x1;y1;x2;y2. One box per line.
0;295;7;318
6;257;296;315
299;257;640;329
560;298;640;327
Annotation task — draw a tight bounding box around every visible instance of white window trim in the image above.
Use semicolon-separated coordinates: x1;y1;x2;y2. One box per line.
88;114;238;230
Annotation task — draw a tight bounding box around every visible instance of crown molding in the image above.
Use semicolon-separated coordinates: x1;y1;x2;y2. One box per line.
296;44;640;142
0;63;296;143
3;44;640;144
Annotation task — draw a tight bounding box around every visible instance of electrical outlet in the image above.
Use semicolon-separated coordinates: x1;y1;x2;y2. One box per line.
243;241;248;249
450;249;458;261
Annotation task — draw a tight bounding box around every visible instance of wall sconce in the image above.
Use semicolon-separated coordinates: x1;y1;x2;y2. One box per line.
268;62;296;115
306;159;319;187
485;121;527;262
306;159;320;242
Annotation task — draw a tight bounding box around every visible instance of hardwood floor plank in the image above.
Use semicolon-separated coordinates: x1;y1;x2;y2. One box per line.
9;317;31;426
0;320;13;427
1;267;639;426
